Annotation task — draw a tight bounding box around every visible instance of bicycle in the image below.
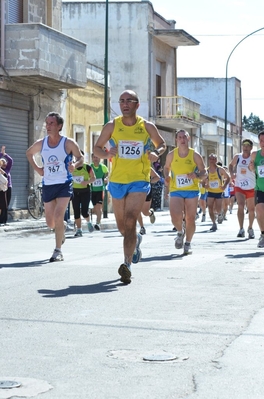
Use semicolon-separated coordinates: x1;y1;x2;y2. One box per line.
27;183;44;219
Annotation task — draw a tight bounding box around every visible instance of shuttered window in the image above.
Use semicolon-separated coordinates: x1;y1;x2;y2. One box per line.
0;90;29;210
8;0;23;23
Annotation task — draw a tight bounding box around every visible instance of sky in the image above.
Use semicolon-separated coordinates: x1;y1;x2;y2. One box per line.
151;0;264;121
64;0;264;121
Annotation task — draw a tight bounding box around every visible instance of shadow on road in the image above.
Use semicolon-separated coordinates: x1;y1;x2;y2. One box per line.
226;252;264;259
38;279;122;297
140;254;186;262
0;259;48;269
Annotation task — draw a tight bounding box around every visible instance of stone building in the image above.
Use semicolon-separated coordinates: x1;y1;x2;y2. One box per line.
0;0;86;211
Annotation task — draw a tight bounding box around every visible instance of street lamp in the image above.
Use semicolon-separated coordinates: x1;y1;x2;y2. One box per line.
224;27;264;165
103;0;109;218
104;0;109;126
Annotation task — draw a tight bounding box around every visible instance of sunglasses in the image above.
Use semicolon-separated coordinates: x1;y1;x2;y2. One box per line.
118;99;138;104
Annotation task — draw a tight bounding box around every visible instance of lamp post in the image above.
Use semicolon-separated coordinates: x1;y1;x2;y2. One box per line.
104;0;109;126
224;27;264;165
103;0;109;218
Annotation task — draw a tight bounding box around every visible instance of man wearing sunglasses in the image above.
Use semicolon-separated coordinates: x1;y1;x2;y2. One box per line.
94;90;166;284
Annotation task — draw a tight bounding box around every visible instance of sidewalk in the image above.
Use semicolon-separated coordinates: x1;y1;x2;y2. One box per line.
0;209;171;234
0;212;118;234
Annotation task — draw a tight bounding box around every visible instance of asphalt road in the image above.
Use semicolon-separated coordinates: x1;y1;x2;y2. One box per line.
1;208;264;399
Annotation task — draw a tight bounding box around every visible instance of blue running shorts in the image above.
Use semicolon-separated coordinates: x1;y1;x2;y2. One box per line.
108;181;150;200
200;192;208;201
207;191;223;199
170;190;199;199
42;181;73;203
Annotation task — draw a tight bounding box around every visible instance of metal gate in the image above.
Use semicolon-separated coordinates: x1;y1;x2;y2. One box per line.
0;91;29;210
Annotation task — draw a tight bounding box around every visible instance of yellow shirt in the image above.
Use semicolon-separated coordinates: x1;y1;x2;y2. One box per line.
207;168;223;193
109;116;152;184
170;148;199;192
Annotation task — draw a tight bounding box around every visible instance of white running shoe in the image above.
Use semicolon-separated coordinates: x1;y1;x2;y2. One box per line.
257;234;264;248
183;243;192;255
49;249;64;262
74;229;83;237
217;214;224;224
174;231;185;249
237;228;245;238
248;228;255;239
201;214;206;222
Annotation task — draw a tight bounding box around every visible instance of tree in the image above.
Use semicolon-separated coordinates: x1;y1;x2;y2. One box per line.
242;113;264;133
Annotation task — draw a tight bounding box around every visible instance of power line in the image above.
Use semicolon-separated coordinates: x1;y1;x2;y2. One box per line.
193;34;264;37
243;98;264;101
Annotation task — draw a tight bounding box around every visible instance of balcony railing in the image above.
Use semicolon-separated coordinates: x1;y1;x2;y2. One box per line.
154;96;201;122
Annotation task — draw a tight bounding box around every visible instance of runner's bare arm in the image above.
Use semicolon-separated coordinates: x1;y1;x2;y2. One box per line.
145;121;166;162
93;121;116;159
26;139;44;176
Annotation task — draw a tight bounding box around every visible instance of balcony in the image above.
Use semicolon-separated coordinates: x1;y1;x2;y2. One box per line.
4;23;87;89
153;96;201;130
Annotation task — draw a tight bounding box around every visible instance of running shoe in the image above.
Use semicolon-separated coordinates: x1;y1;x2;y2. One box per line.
87;222;94;232
201;214;206;222
210;223;217;232
237;228;245;238
139;226;146;235
118;264;131;284
149;208;156;224
248;228;255;239
183;243;192;255
49;249;64;262
74;229;83;237
257;234;264;248
174;231;185;249
132;233;142;263
94;224;100;231
217;214;224;224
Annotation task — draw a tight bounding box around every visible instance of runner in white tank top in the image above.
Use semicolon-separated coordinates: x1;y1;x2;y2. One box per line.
229;139;255;239
26;112;83;262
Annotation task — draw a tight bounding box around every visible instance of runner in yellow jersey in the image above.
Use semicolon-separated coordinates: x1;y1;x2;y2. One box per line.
204;154;230;232
93;90;166;284
164;130;207;255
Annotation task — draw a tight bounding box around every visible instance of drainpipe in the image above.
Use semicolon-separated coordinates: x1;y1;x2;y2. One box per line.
1;0;5;66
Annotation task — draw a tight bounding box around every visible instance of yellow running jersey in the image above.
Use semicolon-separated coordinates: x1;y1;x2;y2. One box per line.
207;168;223;193
109;116;152;184
170;148;199;192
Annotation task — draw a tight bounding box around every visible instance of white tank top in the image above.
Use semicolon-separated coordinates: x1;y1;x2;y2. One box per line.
41;136;72;185
235;154;255;190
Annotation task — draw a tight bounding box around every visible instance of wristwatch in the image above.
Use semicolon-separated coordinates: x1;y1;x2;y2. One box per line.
153;149;160;156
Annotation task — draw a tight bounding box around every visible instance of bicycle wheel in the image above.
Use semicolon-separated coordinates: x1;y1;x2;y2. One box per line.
27;194;43;219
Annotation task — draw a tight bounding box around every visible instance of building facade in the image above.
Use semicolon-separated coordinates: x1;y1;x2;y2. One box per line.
62;63;106;164
177;77;242;164
0;0;87;211
62;0;204;161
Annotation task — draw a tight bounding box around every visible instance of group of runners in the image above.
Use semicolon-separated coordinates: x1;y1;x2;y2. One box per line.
26;89;264;284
